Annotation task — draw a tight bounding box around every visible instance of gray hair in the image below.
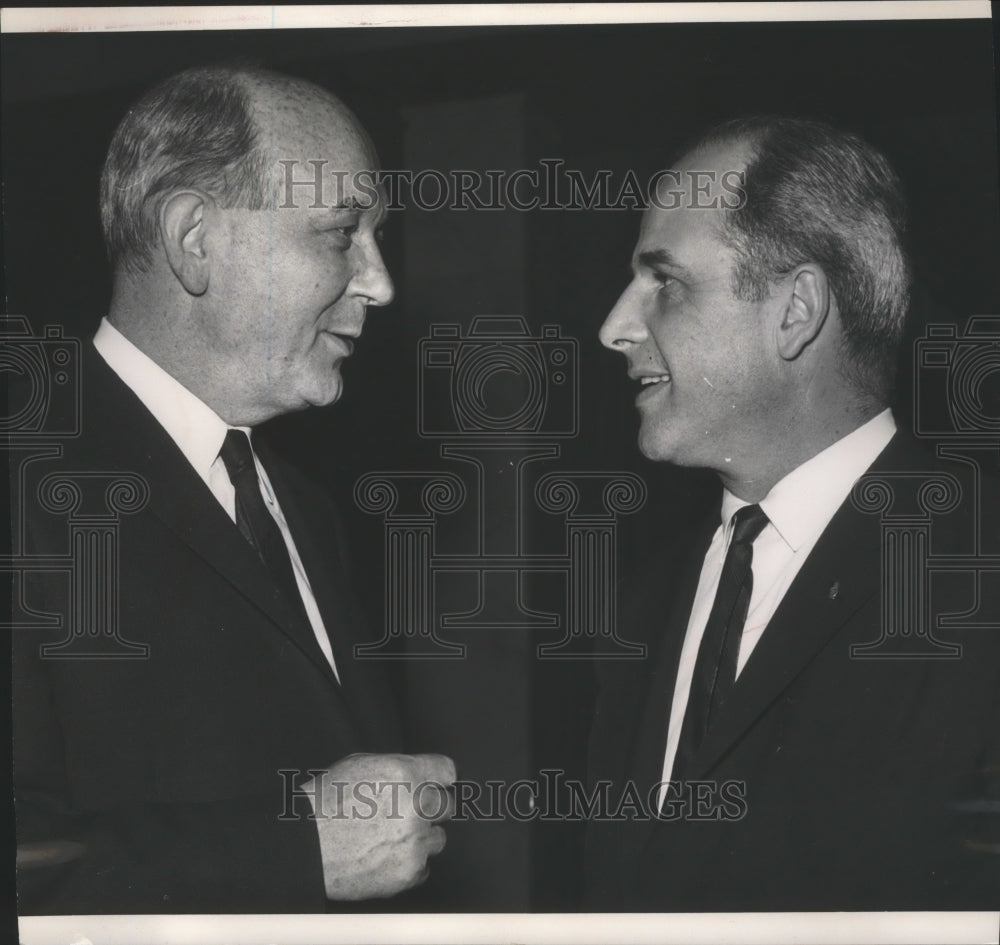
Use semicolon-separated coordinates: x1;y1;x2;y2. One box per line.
99;65;271;273
695;116;911;399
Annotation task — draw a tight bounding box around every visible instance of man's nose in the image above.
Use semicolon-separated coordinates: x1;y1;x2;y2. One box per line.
354;243;395;307
598;284;644;351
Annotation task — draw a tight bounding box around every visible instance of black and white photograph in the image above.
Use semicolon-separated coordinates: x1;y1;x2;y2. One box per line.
3;3;999;943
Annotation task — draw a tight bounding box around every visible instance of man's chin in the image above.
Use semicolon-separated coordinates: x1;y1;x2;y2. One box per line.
638;428;675;464
303;374;344;410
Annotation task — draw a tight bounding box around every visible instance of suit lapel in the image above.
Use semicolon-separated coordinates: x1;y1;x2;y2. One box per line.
83;347;345;686
255;443;385;731
685;499;882;779
683;433;908;780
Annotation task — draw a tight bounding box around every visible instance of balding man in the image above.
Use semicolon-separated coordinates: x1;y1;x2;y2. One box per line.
585;117;999;909
13;66;453;914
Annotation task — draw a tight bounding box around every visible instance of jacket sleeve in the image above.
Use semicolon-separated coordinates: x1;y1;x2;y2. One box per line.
14;627;329;914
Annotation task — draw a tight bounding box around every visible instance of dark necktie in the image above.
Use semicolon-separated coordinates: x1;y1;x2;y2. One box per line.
218;429;306;619
672;503;769;781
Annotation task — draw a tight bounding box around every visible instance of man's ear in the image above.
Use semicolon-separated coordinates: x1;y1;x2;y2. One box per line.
159;191;212;296
776;264;830;361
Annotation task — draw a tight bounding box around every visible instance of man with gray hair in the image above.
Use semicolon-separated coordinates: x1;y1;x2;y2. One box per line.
585;116;999;909
14;65;454;913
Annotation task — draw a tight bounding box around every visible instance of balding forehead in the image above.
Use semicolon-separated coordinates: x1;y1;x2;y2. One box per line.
242;72;369;154
246;73;343;113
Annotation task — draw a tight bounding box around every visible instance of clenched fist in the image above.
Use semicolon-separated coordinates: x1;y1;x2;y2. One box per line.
304;752;456;900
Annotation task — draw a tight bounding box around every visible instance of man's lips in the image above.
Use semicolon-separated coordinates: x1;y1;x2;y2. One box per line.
629;369;671;401
323;331;357;357
634;373;670;386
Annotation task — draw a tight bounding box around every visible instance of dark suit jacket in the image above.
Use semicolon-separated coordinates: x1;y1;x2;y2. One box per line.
12;343;402;913
584;432;1000;910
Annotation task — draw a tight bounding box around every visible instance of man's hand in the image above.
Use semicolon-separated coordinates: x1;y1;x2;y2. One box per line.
304;753;455;900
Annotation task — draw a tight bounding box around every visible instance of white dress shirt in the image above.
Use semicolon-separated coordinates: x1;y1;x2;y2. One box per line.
658;410;896;797
94;318;339;679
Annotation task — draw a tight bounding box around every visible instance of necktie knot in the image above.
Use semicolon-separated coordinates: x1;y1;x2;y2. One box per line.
731;503;768;547
219;429;257;486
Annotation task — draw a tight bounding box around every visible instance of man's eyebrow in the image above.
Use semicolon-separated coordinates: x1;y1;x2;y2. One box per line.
636;249;692;278
329;196;387;224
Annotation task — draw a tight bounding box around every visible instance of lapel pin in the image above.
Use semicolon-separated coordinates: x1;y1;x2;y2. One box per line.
829;581;840;600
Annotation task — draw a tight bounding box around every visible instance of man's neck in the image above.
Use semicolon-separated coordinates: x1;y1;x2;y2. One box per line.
718;402;890;503
108;293;259;428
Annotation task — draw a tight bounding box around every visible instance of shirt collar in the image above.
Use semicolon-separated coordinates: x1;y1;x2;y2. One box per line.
93;317;233;480
721;409;896;551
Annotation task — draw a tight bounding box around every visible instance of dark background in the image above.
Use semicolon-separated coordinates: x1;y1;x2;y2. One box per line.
4;16;999;914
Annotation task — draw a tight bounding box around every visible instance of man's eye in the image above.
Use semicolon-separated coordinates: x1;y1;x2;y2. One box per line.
323;224;357;247
653;272;677;293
